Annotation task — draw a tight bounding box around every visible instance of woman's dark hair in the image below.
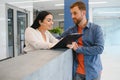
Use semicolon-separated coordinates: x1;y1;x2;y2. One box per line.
31;11;52;29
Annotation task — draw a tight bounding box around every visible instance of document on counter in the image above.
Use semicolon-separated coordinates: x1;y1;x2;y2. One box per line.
51;33;82;49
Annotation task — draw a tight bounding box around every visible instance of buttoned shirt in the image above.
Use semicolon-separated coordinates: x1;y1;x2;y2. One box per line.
60;22;104;80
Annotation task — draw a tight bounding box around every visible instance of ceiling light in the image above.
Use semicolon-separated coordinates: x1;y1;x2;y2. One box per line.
9;0;53;4
98;12;120;14
89;1;107;5
20;6;33;8
55;4;64;6
54;19;64;22
58;13;64;16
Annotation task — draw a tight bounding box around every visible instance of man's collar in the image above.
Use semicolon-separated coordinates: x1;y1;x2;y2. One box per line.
86;21;90;29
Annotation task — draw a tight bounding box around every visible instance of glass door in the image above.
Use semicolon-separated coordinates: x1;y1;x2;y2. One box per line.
7;8;14;57
17;11;28;55
7;4;29;57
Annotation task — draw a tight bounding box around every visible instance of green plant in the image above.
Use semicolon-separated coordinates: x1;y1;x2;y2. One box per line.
49;27;63;35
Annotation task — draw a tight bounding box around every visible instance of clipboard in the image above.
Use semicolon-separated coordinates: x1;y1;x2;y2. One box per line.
51;33;82;49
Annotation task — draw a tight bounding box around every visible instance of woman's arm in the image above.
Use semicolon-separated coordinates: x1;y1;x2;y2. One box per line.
25;27;50;49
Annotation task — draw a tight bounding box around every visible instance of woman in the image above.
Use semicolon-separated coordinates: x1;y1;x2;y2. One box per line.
24;11;59;52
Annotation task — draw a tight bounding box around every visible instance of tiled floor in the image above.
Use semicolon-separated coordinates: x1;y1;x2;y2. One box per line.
101;46;120;80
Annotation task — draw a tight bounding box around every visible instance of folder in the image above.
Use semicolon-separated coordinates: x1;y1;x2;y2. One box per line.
51;33;82;49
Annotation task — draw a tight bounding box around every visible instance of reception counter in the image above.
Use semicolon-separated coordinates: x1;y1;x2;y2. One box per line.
0;49;73;80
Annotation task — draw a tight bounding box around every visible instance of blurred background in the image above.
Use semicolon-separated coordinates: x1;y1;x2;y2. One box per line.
0;0;120;80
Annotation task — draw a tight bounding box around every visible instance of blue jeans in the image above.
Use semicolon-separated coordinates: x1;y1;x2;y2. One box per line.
74;73;101;80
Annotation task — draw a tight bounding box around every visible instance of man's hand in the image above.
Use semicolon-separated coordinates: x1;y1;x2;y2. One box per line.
72;42;78;50
67;44;74;49
67;42;78;51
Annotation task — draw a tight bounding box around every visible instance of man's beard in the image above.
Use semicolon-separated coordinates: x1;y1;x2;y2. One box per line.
73;18;82;25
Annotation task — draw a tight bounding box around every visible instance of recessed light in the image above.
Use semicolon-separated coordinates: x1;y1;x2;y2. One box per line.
98;11;120;14
58;13;64;16
10;0;53;4
89;1;107;5
55;4;64;6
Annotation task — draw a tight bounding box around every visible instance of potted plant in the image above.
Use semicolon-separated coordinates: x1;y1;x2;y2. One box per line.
49;27;63;37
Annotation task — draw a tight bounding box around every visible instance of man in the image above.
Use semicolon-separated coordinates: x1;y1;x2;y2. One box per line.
61;1;104;80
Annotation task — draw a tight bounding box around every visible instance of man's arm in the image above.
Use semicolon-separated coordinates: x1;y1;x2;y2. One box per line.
74;26;104;56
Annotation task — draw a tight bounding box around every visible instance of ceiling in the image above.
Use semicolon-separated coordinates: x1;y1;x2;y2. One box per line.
33;0;120;10
3;0;120;11
89;0;120;8
31;0;120;21
33;0;64;10
2;0;120;22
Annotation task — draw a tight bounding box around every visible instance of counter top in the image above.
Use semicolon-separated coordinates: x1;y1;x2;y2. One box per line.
0;49;68;80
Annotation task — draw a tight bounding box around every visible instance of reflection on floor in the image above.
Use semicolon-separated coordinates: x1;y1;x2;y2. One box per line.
101;46;120;80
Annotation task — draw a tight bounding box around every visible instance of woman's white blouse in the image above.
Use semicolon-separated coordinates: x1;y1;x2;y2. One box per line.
24;27;58;52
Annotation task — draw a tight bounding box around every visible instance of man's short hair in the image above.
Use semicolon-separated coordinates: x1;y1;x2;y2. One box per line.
70;1;86;10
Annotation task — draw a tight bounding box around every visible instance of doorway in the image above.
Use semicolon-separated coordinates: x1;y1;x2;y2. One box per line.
7;8;14;57
7;4;29;57
17;11;28;55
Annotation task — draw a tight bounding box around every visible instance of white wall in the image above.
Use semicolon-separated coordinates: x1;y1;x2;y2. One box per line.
0;0;64;60
0;0;33;60
0;4;7;60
